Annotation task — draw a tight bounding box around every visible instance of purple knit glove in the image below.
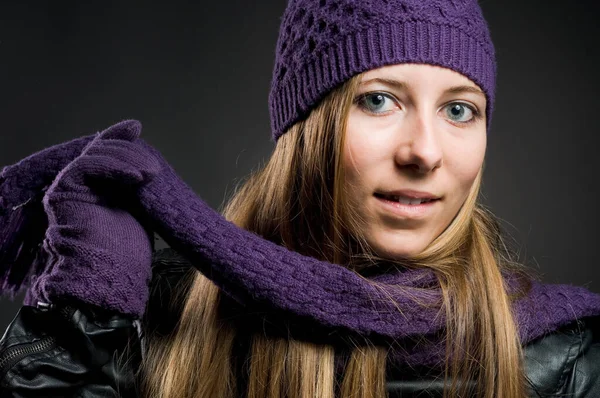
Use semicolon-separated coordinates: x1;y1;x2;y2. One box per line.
27;121;160;317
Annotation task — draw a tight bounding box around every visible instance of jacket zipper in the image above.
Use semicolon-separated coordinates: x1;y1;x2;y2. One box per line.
0;305;75;380
0;336;57;378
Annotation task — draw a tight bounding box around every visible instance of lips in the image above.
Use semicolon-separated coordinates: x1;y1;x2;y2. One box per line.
374;193;436;205
374;189;441;205
374;192;439;219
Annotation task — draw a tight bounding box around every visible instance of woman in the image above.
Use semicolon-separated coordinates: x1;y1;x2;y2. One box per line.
1;0;600;397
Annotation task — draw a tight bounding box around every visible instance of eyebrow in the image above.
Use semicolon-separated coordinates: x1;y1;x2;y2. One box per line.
360;78;486;98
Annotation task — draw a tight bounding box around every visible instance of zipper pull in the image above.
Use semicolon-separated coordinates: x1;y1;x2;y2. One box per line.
36;301;54;311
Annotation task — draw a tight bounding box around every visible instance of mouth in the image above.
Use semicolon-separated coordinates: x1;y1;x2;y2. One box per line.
374;192;440;205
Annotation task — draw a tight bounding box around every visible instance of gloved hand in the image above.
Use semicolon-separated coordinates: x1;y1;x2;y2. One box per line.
27;120;160;317
0;134;96;295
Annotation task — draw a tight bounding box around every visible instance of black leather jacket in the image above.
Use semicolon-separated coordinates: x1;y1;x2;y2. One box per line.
1;248;600;397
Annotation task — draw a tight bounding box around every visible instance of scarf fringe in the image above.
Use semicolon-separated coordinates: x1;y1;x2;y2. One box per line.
0;181;50;299
0;133;95;300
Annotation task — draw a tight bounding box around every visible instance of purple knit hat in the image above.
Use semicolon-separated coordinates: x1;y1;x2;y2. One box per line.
268;0;497;141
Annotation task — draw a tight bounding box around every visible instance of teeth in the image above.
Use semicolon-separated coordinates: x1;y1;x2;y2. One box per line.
383;195;432;205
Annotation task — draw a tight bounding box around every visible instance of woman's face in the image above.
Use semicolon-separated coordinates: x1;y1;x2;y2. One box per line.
343;63;487;259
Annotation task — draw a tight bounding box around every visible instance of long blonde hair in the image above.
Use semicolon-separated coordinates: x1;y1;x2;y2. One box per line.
139;74;530;397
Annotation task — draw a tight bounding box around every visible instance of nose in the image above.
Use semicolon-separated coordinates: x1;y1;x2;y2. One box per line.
393;111;443;174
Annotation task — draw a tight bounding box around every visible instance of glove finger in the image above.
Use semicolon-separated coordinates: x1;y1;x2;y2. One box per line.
84;140;161;175
96;120;141;142
55;154;156;191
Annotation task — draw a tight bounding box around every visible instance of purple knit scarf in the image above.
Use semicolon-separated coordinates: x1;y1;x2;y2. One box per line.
2;120;600;367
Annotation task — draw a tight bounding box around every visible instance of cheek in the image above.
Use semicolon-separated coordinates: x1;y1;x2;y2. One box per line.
343;117;391;181
445;135;486;198
342;128;368;186
342;127;377;208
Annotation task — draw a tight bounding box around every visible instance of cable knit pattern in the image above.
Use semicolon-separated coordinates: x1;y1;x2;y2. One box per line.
2;121;600;368
269;0;496;140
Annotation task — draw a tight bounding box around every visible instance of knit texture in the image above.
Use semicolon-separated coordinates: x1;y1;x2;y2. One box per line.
269;0;497;140
2;121;600;368
0;135;94;296
27;132;157;314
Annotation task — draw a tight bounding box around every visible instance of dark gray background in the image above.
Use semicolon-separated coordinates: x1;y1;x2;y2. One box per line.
1;0;598;330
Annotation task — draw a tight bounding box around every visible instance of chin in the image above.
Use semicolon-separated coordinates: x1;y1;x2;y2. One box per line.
372;246;419;260
367;230;430;260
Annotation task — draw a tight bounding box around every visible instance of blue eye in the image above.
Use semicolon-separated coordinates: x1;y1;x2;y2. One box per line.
355;93;482;124
355;92;398;114
445;103;479;124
